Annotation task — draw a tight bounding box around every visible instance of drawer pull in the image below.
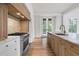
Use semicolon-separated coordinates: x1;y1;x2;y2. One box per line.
14;41;16;42
71;45;74;48
14;48;16;50
6;45;8;47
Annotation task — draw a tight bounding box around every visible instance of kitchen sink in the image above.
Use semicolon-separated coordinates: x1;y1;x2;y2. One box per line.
55;33;68;36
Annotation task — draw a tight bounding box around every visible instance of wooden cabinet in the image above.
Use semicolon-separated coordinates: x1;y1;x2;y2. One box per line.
10;3;30;20
8;3;30;33
20;20;29;32
0;3;30;40
69;42;79;56
0;4;8;40
50;35;55;51
47;33;51;48
47;33;79;56
60;39;71;56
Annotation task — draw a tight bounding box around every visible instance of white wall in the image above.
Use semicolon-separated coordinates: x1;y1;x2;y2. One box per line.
25;3;35;43
63;6;79;33
34;13;62;37
34;15;41;37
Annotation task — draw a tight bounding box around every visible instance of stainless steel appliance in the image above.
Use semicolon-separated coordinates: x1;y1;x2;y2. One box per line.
8;32;29;55
23;34;29;51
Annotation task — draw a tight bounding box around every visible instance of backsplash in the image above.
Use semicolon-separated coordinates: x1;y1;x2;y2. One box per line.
8;15;20;34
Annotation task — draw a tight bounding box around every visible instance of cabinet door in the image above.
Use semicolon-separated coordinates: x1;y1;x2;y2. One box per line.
20;21;29;32
0;4;8;40
53;36;58;55
47;34;52;48
70;43;79;56
51;36;55;50
70;51;79;56
11;3;30;20
0;39;18;56
0;44;8;56
55;37;61;56
60;40;71;56
6;39;17;56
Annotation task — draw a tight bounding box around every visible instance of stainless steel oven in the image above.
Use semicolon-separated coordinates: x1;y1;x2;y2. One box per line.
23;34;29;51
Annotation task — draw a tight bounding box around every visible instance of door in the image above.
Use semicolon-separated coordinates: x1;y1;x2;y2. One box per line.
41;17;56;35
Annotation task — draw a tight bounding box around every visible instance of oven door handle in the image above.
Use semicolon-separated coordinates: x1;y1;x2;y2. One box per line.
23;38;28;42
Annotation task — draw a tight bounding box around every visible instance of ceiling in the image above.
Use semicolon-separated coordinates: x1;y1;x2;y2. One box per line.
32;3;77;14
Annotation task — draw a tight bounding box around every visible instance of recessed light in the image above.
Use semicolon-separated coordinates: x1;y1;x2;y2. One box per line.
16;12;20;15
21;15;24;18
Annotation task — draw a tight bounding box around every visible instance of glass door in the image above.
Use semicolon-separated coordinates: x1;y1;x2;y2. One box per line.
42;17;56;35
43;18;47;34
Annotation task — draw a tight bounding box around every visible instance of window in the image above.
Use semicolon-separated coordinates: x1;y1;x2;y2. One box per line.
42;17;56;34
69;18;77;33
48;18;52;32
43;18;46;34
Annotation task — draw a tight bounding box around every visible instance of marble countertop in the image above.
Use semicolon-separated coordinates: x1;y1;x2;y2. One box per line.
49;33;79;45
0;36;20;44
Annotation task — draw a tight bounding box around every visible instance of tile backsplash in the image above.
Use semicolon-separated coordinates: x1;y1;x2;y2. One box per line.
8;15;20;34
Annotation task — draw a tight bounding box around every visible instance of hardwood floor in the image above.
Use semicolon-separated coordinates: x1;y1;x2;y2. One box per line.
23;37;55;56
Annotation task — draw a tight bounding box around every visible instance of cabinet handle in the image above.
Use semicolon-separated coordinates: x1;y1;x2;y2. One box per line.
71;45;74;48
14;48;16;50
6;45;8;47
14;41;16;42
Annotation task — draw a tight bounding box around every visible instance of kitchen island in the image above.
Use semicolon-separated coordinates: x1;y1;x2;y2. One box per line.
47;33;79;56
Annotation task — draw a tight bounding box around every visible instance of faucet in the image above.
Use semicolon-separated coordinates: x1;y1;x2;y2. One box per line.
59;24;66;34
59;15;66;34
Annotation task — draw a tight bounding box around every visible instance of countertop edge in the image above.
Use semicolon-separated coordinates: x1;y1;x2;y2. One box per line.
48;32;79;46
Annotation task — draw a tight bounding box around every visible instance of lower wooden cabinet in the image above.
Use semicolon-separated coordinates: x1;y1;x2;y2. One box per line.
60;39;71;56
47;33;79;56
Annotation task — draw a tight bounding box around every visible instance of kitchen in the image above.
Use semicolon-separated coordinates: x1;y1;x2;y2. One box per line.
1;3;79;56
0;3;30;56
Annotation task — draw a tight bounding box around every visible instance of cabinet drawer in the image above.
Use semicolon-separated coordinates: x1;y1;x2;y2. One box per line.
0;45;8;56
0;38;18;56
70;49;79;56
5;39;17;46
7;48;17;56
70;43;79;50
70;47;79;55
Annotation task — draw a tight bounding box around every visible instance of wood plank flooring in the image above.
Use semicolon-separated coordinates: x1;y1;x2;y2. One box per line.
23;37;55;56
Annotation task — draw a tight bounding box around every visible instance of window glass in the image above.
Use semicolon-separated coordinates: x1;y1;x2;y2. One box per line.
69;18;77;33
48;18;52;32
43;18;46;34
42;17;55;34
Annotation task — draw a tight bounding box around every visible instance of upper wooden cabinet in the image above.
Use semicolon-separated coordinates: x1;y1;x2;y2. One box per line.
20;20;29;32
0;3;30;40
10;3;31;20
0;4;8;40
7;3;30;33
